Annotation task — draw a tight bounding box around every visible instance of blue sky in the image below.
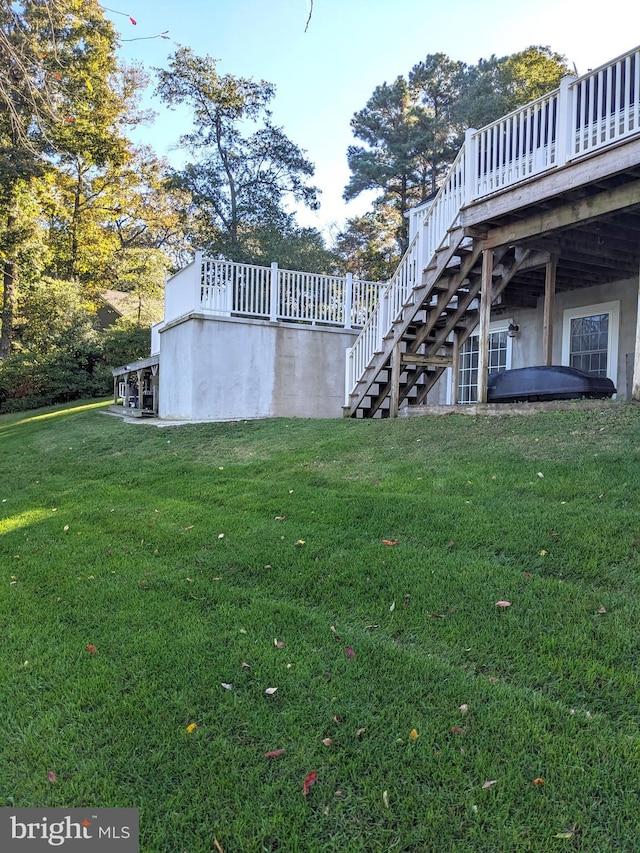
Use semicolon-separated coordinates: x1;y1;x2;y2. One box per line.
107;0;640;237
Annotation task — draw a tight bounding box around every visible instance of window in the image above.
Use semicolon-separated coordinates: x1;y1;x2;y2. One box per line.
562;301;619;383
458;326;511;403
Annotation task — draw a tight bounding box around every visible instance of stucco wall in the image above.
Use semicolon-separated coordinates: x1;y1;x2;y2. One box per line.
158;314;357;421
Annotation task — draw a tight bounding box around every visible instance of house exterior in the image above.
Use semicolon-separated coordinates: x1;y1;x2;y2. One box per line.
113;45;640;421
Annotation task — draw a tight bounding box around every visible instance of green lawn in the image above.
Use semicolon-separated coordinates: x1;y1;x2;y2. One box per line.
2;400;640;852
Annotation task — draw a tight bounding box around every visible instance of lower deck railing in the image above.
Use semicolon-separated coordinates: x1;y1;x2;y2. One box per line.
163;257;384;331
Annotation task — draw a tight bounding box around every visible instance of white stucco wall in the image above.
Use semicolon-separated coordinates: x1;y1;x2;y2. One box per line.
158;314;357;421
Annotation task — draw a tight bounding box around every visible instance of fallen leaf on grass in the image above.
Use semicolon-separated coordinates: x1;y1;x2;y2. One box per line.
532;777;545;785
409;728;419;741
322;738;333;747
459;704;469;714
429;612;445;619
186;723;197;733
540;549;548;556
482;780;497;789
333;714;342;724
295;539;305;546
554;824;576;839
597;606;607;615
450;726;466;734
264;749;286;758
275;516;286;521
389;601;396;612
274;639;285;649
537;471;544;478
47;771;57;783
345;646;355;659
264;687;278;696
303;771;318;796
495;600;511;608
85;644;97;654
356;727;366;738
241;661;251;669
220;682;232;690
381;539;398;546
213;838;225;853
382;790;389;809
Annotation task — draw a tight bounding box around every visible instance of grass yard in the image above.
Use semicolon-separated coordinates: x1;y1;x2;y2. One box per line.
2;400;640;852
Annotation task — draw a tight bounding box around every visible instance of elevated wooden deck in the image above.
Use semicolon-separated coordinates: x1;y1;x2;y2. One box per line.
345;47;640;417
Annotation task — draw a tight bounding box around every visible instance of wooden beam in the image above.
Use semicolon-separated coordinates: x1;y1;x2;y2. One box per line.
632;267;640;401
401;353;452;367
477;250;493;404
389;345;401;418
482;180;640;250
451;332;461;404
542;259;557;365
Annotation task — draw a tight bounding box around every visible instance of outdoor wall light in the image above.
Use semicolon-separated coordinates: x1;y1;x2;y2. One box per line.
507;322;520;337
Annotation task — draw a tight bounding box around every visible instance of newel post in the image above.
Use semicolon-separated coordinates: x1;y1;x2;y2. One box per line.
343;273;353;329
555;75;576;169
270;262;279;321
464;128;477;204
194;251;203;311
344;347;353;407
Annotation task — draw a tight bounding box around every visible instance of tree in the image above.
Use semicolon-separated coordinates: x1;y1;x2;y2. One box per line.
457;46;569;129
408;54;466;196
334;208;400;282
155;47;320;262
343;76;430;253
0;0;122;357
344;47;570;256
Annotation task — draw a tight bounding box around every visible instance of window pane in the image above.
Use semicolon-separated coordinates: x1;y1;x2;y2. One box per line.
569;313;608;376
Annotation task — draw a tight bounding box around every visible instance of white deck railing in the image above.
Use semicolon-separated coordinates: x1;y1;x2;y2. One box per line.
161;256;385;331
345;45;640;404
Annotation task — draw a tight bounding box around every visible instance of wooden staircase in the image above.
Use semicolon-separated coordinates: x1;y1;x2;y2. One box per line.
346;227;481;418
345;229;540;418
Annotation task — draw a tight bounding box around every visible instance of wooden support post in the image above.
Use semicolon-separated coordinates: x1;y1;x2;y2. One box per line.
113;376;118;405
389;343;401;418
151;364;159;415
632;268;640;401
451;333;460;404
137;369;144;411
477;249;493;404
542;258;557;365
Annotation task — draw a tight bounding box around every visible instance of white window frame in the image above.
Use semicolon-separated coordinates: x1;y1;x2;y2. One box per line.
561;301;619;385
447;321;513;404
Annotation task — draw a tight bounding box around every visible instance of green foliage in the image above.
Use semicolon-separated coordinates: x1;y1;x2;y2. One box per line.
0;278;155;411
334;208;400;282
101;318;151;369
346;46;570;253
155;46;320;262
